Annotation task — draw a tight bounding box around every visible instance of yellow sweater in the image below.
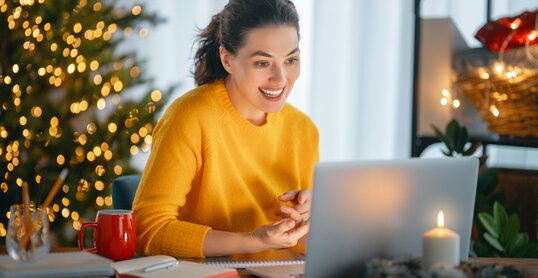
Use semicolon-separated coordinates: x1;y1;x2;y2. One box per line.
132;80;319;258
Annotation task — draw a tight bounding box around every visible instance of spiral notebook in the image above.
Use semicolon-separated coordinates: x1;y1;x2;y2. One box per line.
201;248;304;269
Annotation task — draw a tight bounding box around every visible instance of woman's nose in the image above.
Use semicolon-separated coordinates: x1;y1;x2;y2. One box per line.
269;64;285;83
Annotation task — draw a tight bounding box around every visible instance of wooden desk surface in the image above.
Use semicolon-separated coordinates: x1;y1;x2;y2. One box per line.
469;257;538;277
1;247;537;276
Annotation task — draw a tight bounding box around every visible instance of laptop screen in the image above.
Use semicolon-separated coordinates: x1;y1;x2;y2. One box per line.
305;157;479;277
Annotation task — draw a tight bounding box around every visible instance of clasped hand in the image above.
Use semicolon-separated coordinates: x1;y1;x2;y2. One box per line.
249;190;311;250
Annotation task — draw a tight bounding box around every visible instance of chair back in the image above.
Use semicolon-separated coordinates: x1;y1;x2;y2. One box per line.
112;175;141;210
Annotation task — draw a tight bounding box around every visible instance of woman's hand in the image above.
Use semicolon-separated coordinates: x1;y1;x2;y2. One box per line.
277;190;312;223
202;190;313;256
204;218;308;256
246;218;309;251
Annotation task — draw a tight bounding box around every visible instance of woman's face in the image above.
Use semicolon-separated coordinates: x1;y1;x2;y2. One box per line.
220;25;300;124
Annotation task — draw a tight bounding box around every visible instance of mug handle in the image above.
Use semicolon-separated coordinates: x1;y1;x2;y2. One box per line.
78;222;98;253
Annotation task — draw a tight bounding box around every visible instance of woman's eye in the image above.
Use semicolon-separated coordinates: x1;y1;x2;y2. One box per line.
254;61;269;68
286;58;299;65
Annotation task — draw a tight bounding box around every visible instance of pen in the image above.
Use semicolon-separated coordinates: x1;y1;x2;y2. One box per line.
143;260;179;273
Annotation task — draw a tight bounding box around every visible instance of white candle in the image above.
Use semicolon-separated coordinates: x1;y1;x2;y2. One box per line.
422;211;460;270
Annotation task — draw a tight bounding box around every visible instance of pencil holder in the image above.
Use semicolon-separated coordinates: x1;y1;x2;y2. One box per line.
6;203;50;262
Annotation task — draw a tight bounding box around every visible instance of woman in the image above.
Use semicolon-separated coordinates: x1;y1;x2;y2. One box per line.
133;0;319;258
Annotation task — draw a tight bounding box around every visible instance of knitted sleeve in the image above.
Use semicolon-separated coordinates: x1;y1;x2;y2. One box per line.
132;97;211;258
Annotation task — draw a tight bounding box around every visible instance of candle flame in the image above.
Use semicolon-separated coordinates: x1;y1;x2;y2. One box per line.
437;211;445;228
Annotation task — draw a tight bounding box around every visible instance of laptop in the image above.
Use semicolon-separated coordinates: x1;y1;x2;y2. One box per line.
303;157;479;277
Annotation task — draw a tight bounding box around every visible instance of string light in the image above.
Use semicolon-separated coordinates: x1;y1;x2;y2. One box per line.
439;88;460;109
489;105;500;117
0;0;166;241
510;18;522;30
96;196;104;206
529;30;538;41
150;89;162;102
132;5;142;15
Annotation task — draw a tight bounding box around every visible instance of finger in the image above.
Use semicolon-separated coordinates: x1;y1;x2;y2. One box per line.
297;190;311;205
278;190;300;202
287;221;309;239
279;205;303;224
274;207;300;219
273;219;295;235
292;203;309;214
274;208;287;218
299;211;310;222
274;205;290;217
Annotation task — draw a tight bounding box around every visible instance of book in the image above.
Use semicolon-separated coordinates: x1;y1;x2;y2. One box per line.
111;255;238;278
201;249;304;269
0;251;114;278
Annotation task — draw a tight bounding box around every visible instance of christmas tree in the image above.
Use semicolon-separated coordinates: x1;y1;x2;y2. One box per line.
0;0;171;245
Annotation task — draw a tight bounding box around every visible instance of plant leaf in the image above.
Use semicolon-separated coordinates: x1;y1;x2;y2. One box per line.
493;202;508;237
454;126;467;154
463;142;481;156
484;232;504;252
478;213;499;238
445;120;459;152
432;124;444;139
507;233;529;257
471;241;496;257
504;213;520;245
432;124;453;156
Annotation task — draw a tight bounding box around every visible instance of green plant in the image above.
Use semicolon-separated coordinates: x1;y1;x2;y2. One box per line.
431;119;500;214
432;119;537;258
432;119;484;162
475;202;538;257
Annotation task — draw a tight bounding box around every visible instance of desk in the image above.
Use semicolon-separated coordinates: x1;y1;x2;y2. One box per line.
1;247;537;277
469;257;538;277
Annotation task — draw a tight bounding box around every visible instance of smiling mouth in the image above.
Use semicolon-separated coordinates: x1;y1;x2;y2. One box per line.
259;88;285;98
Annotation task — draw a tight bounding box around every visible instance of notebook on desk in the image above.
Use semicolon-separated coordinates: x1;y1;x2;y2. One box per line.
0;251;114;278
202;248;304;269
112;255;238;278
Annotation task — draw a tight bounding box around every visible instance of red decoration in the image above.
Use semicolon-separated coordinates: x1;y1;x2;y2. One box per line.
475;9;538;52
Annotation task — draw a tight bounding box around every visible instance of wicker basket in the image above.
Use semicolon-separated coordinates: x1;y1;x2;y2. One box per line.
454;46;538;138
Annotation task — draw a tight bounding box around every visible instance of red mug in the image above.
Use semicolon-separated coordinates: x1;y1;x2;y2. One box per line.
78;209;136;261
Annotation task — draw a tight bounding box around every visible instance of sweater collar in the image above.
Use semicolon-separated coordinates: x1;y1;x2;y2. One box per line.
212;79;279;133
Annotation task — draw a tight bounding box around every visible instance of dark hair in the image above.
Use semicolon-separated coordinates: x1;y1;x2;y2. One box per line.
193;0;299;86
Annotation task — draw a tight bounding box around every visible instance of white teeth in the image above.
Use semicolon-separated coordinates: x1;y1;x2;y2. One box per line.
260;88;284;96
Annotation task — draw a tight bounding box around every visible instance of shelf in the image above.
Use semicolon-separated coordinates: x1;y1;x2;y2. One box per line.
412;135;538;157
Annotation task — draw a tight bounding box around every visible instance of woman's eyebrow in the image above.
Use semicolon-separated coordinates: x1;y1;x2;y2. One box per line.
248;47;300;58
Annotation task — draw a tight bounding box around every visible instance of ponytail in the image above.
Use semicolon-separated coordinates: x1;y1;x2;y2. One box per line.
194;14;227;86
